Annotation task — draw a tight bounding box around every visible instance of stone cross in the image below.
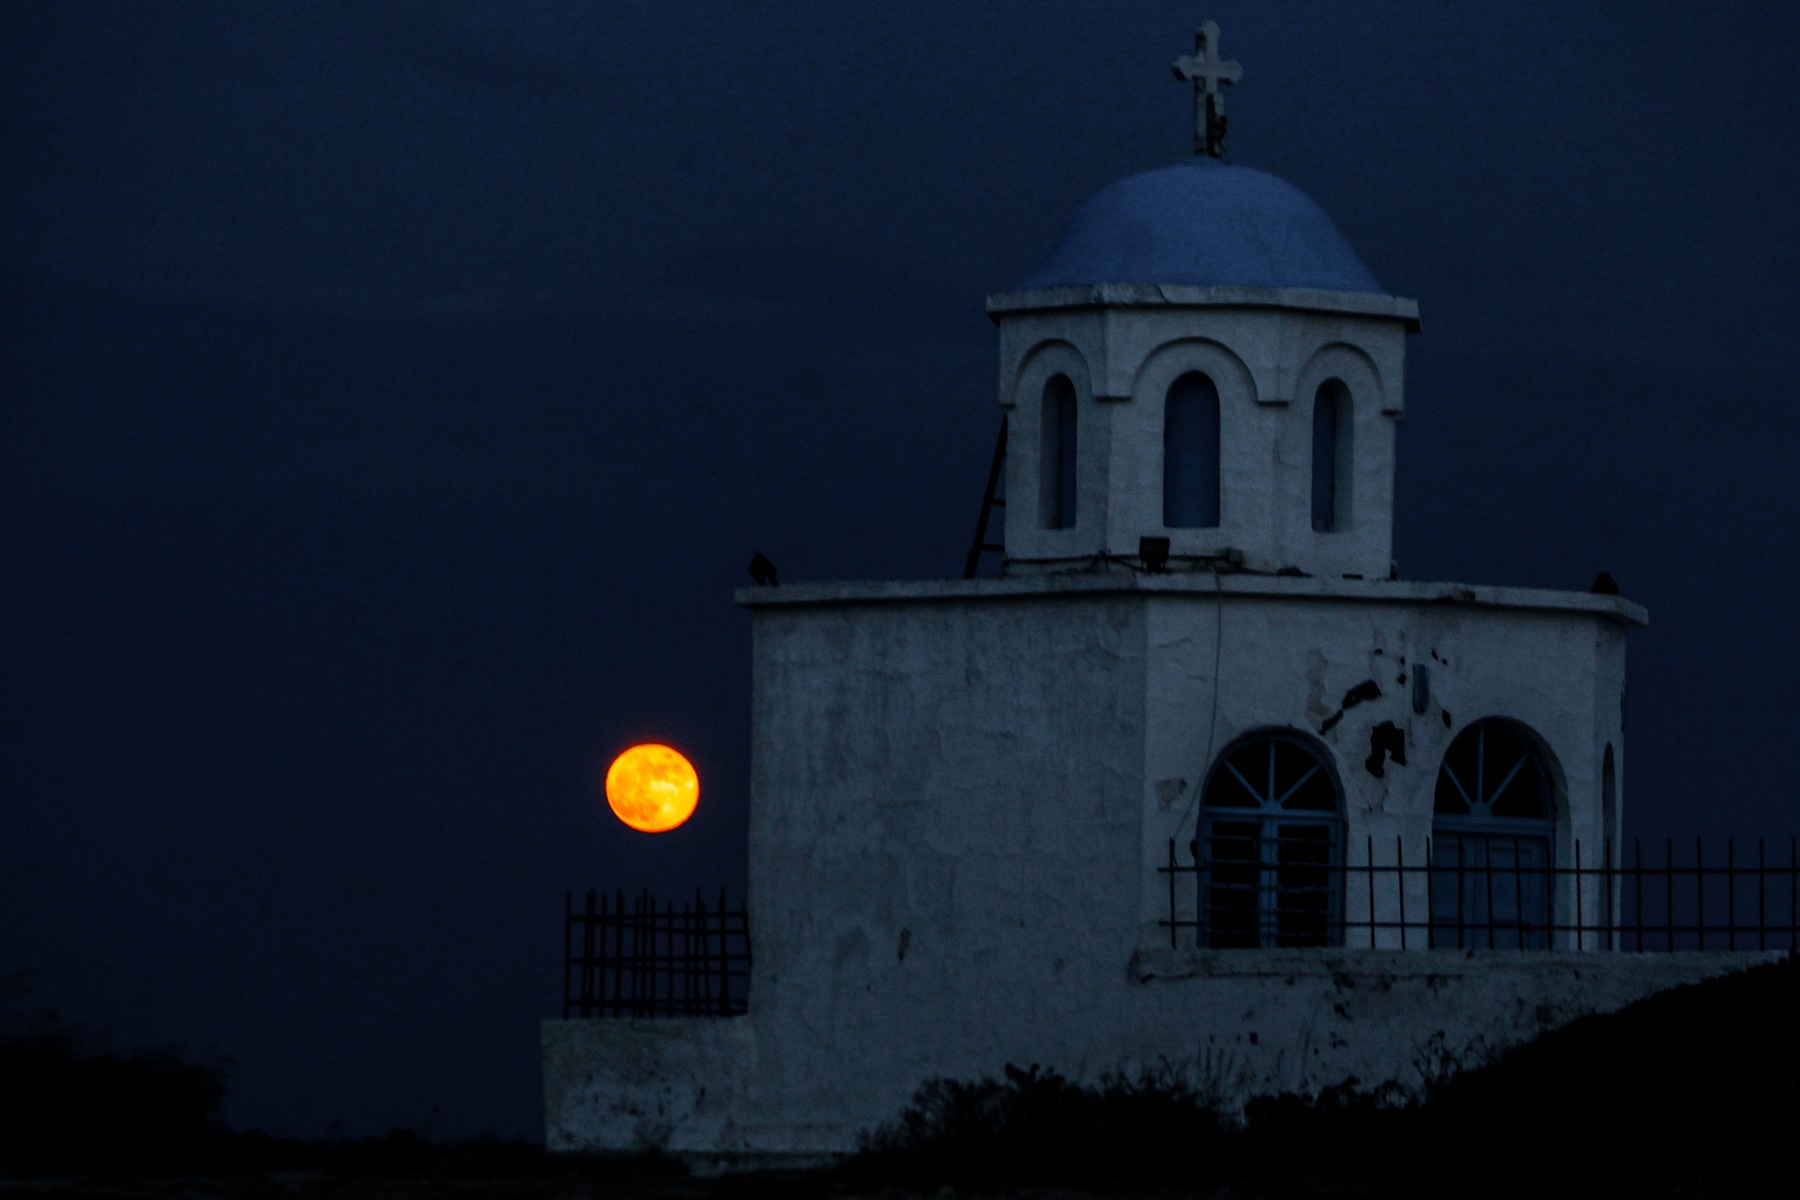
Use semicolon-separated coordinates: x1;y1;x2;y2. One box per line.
1172;20;1243;157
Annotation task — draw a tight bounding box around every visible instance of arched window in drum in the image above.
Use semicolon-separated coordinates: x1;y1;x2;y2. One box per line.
1163;372;1221;528
1311;379;1353;532
1040;374;1078;530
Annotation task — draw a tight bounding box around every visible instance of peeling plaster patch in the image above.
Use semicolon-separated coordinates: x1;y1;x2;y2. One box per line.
1441;709;1453;729
1341;680;1382;708
1154;778;1188;809
1305;651;1330;721
897;928;911;962
1319;710;1343;735
1364;721;1406;777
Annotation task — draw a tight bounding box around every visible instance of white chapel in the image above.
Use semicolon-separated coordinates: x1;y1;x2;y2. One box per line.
543;24;1767;1161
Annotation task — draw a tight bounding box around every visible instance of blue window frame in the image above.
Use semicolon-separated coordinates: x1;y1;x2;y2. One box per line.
1430;720;1557;949
1197;732;1344;948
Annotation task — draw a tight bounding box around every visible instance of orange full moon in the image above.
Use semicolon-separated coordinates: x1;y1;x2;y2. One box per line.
605;744;699;833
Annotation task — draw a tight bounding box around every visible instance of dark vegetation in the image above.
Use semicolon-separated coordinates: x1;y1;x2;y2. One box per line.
850;953;1798;1196
0;956;1792;1196
0;1029;224;1175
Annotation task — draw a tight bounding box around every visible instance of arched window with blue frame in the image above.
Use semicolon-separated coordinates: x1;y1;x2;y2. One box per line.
1196;731;1344;947
1430;719;1557;948
1163;372;1221;528
1040;374;1078;530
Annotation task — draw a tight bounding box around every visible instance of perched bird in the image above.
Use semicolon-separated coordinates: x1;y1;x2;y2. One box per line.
1590;571;1620;595
749;551;779;587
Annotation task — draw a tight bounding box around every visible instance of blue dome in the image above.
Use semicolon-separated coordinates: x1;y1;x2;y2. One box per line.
1019;161;1382;294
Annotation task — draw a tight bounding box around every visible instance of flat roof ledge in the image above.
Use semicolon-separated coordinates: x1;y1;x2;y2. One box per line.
735;573;1647;627
984;283;1422;331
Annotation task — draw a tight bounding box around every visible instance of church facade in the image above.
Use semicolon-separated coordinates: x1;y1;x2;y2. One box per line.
542;36;1774;1161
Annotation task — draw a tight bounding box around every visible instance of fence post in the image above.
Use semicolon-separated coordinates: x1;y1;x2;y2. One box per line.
1635;839;1645;952
1396;836;1406;951
719;885;732;1015
1574;839;1583;952
1757;839;1766;953
1664;839;1673;952
1167;838;1177;949
1366;835;1375;950
1695;837;1705;951
1514;835;1526;950
1727;838;1736;951
698;888;712;1015
1604;838;1613;952
579;890;594;1018
683;898;694;1017
1426;835;1435;950
637;890;650;1017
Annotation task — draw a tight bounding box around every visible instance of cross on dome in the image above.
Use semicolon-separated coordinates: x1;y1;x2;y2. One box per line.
1172;20;1242;157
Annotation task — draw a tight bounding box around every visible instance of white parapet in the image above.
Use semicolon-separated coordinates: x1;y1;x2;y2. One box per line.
541;1016;753;1156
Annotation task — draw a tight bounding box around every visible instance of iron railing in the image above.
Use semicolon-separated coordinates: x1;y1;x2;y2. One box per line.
1159;835;1800;951
563;887;750;1018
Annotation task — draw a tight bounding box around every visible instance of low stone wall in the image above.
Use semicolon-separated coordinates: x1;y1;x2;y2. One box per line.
542;951;1779;1157
1124;948;1781;1108
541;1016;752;1155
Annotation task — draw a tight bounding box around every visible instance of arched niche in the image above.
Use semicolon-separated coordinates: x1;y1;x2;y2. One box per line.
1291;341;1391;561
1006;340;1095;540
1041;373;1078;529
1310;378;1353;533
1294;341;1386;417
1163;372;1221;529
1132;338;1256;541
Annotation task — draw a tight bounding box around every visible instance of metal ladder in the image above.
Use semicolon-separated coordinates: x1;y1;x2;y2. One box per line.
962;416;1007;579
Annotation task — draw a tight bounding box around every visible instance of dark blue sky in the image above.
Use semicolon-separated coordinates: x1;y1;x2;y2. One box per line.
2;1;1797;1140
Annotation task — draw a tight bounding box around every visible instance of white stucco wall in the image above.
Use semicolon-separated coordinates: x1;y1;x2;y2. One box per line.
541;1017;752;1154
719;574;1651;1152
991;286;1416;579
541;573;1704;1160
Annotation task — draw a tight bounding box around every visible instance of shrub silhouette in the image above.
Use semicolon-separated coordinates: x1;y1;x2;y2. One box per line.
854;1062;1229;1188
849;956;1797;1196
0;1030;225;1175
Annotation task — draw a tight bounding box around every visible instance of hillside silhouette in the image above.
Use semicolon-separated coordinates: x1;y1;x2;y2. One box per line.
1;955;1791;1196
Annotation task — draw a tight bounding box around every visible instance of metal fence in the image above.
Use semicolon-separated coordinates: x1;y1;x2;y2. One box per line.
563;887;751;1018
1159;835;1800;951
